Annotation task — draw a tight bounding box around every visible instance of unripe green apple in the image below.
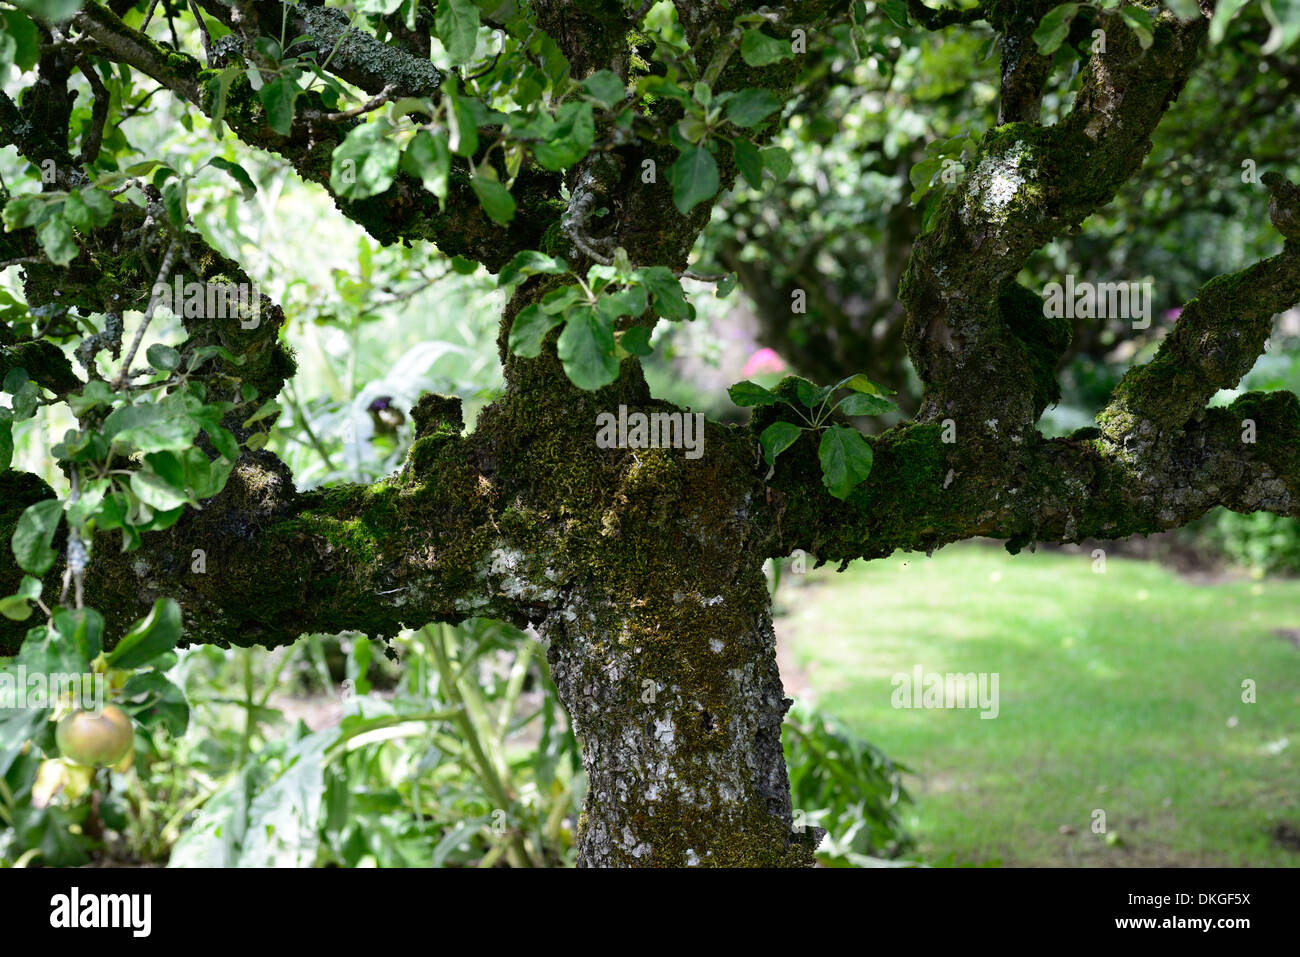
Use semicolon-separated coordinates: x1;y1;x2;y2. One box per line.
55;705;134;768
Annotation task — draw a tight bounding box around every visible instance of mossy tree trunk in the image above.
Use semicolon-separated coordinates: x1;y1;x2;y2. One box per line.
544;560;815;867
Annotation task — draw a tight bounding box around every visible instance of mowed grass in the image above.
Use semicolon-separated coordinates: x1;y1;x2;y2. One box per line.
774;542;1300;866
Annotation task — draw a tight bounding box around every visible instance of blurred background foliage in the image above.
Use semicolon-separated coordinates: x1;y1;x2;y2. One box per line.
2;0;1298;866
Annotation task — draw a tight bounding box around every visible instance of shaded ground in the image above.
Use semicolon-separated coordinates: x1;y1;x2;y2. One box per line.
772;542;1300;867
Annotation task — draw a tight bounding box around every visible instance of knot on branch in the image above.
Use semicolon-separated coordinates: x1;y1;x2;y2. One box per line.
1262;172;1300;241
411;392;464;439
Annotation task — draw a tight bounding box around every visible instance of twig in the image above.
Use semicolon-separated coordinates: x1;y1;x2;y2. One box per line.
314;84;396;122
76;58;110;167
188;0;214;66
112;239;180;390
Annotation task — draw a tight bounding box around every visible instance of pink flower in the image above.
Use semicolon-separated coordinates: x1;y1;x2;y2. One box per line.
742;347;787;378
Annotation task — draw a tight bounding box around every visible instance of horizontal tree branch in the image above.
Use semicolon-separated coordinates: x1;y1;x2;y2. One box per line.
1100;240;1300;457
757;390;1300;565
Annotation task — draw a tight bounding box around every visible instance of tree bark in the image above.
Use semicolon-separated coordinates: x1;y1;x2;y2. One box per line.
543;549;817;867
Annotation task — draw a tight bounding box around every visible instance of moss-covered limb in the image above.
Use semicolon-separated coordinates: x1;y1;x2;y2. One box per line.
900;10;1203;436
0;341;82;397
2;193;294;406
531;0;636;76
195;0;442;99
72;3;203;105
991;8;1055;124
0;429;552;655
1098;242;1300;456
71;2;561;271
752;390;1300;565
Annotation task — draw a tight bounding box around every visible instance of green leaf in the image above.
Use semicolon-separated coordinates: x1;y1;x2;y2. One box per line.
733;138;764;189
446;92;479;157
62;189;114;229
209;157;258;200
760;421;803;466
740;29;794;67
435;0;480;63
760;146;793;182
259;75;301;136
533;101;595;171
635;266;694;320
2;11;41;71
37;213;78;266
3;193;53;230
162;179;188;228
0;575;41;621
0;409;11;471
499;250;571;286
1032;3;1079;56
879;0;910;28
909;155;943;203
726;88;781;128
670;145;720;214
539;284;585;313
471;176;516;224
242;398;281;428
102;403;195;453
507;304;563;357
818;425;874;499
557;306;618;391
205;66;241;133
838;392;895;416
131;469;191;512
124;159;163;178
795;377;834;408
1118;7;1154;49
728;381;782;407
67;380;114;417
596;285;647;321
146;343;181;372
330;122;401;200
11;0;82;22
186;344;243;372
1163;0;1201;19
106;598;183;670
617;326;653;357
52;607;103;661
400;129;451;206
582;70;626;109
835;373;894;396
1208;0;1250;45
12;499;63;576
121;671;189;738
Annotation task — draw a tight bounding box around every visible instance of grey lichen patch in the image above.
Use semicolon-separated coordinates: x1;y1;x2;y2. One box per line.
298;6;442;97
960;141;1035;226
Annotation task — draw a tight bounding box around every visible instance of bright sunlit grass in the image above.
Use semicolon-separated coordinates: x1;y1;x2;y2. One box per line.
775;541;1300;866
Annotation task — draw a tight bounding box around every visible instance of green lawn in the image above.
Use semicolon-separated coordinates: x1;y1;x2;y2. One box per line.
775;542;1300;866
